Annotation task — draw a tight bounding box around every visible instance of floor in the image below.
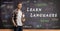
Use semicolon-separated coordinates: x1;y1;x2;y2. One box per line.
0;29;60;31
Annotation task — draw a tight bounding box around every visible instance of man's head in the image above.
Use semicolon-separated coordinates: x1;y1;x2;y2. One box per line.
17;2;22;9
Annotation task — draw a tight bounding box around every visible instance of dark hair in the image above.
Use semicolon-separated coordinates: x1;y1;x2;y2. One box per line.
17;2;22;4
14;0;23;9
15;1;22;9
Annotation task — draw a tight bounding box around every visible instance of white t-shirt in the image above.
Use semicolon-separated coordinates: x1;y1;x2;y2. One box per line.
16;10;23;26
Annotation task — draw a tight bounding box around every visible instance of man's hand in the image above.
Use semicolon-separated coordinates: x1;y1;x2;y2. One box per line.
12;19;17;27
14;23;17;27
23;18;25;22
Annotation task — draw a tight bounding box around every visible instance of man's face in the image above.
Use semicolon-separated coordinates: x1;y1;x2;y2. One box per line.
17;3;22;9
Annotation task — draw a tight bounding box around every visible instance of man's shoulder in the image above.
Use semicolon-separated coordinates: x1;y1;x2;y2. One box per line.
14;9;17;12
13;9;17;12
12;9;17;14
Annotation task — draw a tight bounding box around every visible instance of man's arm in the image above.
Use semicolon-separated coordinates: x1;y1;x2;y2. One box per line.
12;17;17;26
22;13;25;22
12;11;17;27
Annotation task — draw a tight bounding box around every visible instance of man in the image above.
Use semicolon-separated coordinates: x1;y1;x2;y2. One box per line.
12;2;25;31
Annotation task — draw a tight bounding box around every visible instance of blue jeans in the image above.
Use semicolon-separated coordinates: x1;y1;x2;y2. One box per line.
14;26;23;31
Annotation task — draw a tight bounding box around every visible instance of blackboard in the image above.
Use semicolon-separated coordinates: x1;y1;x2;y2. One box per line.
0;0;60;29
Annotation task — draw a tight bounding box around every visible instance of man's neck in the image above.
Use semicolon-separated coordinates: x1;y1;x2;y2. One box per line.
17;9;21;11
